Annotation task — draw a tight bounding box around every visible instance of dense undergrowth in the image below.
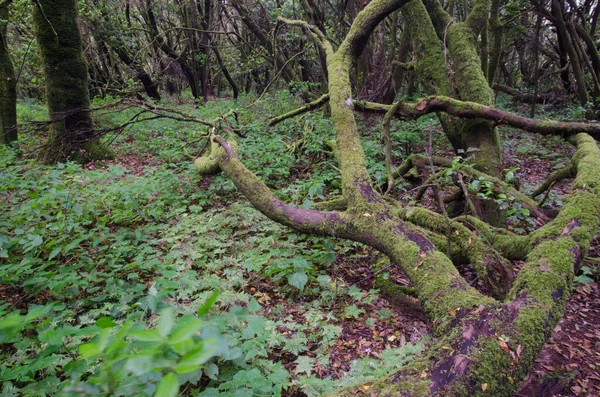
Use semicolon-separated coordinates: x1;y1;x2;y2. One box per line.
0;91;594;396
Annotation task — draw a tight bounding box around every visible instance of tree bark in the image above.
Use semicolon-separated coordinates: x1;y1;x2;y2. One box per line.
32;0;114;163
551;0;590;105
0;1;17;145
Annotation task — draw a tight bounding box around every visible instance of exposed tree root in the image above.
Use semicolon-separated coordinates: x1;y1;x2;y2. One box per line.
530;164;575;198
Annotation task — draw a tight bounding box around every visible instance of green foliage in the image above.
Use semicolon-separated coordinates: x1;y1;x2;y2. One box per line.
296;341;425;397
2;93;426;396
574;264;600;285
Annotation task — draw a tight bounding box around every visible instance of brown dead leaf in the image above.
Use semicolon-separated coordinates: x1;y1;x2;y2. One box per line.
499;339;510;353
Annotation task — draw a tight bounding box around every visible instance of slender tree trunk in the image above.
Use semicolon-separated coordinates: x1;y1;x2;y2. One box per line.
212;47;238;99
112;46;161;101
575;23;600;91
32;0;114;163
0;1;17;145
530;11;542;117
487;0;502;85
552;0;590;105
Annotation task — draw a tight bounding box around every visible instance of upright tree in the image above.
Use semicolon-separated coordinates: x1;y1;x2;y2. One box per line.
0;0;17;145
32;0;114;163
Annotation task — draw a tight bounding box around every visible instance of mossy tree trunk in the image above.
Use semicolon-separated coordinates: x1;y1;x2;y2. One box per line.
406;0;503;224
0;1;17;145
415;0;501;178
194;0;600;395
32;0;114;163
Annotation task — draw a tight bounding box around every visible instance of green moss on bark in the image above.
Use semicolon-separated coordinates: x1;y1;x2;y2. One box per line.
402;1;451;95
33;0;114;163
194;138;235;175
0;3;16;145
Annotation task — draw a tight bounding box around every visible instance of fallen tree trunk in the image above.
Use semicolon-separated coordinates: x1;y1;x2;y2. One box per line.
193;0;600;395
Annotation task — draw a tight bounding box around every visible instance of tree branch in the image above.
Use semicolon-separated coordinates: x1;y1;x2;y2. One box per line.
267;94;330;126
354;96;600;138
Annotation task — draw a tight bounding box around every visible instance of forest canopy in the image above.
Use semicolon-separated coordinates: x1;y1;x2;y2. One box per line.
1;0;600;396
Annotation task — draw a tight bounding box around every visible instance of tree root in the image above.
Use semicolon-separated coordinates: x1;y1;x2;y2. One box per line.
530;164;575;198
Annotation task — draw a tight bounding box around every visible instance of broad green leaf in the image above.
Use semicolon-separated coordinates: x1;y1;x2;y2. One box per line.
247;299;261;313
169;317;202;345
96;317;117;329
126;352;158;375
129;329;164;342
154;372;178;397
174;339;218;374
29;235;43;247
287;272;308;291
171;338;195;356
78;343;100;359
197;290;219;317
48;247;61;260
204;362;219;380
158;308;175;337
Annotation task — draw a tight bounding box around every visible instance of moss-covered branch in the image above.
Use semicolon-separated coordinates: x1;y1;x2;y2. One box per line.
456;214;530;260
276;17;331;55
338;133;600;397
400;206;513;298
354;96;600;138
314;195;348;211
393;153;452;179
196;134;350;236
267;94;329;126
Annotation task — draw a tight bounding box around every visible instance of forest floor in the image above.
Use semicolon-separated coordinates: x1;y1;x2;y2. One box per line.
82;120;600;396
72;109;600;396
2;95;599;396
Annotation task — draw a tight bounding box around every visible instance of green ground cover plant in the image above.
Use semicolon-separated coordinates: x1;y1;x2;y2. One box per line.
1;92;428;396
2;90;596;396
